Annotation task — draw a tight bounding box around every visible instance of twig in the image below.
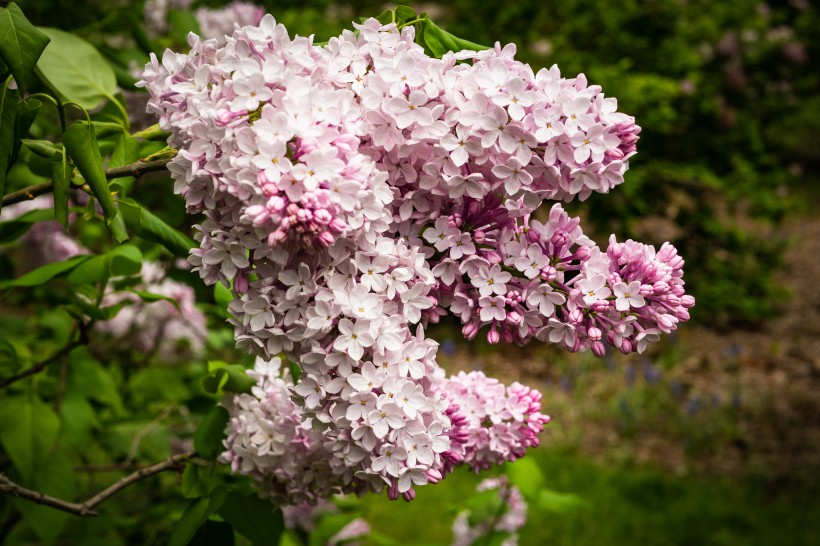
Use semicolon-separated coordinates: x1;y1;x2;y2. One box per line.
1;157;174;208
0;323;88;390
0;452;193;517
81;452;192;511
74;462;158;473
125;403;176;464
104;157;176;180
1;183;54;207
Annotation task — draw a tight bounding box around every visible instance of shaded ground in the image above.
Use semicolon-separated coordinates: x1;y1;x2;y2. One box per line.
436;213;820;485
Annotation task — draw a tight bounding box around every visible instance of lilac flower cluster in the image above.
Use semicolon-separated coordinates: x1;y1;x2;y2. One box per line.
223;358;547;504
139;14;693;503
440;371;549;472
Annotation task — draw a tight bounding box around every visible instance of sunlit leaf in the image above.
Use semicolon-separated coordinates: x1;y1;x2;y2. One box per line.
35;27;117;110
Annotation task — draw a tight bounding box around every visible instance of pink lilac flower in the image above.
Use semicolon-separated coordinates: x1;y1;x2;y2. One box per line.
140;13;693;506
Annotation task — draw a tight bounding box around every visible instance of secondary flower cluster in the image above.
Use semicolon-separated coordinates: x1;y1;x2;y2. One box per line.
223;358;548;504
139;13;692;503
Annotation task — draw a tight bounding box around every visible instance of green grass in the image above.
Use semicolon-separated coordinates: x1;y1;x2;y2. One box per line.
358;448;820;546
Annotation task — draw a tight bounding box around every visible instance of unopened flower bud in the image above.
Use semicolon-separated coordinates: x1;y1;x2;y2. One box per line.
487;326;500;344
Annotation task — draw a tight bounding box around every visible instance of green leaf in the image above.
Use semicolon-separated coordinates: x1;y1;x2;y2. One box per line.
288;361;301;383
0;3;50;93
107;243;142;276
11;97;42;167
371;9;394;25
109;132;139;194
0;78;19;209
119;197;194;257
65;243;142;285
218;490;284;546
66;349;123;411
59;393;99;450
190;519;235;546
169;488;227;546
168;9;202;45
181;464;220;500
0;254;88;289
422;20;489;59
214;282;232;318
132;123;171;141
129;289;181;309
504;457;545;501
0;338;17;367
22;138;60;159
0;207;54;243
394;5;418;24
12;453;75;545
202;362;255;396
63;254;108;285
50;149;70;226
35;27;117;110
63;120;128;242
194;406;229;461
537;488;587;513
465;489;505;526
91;120;125;139
0;394;60;482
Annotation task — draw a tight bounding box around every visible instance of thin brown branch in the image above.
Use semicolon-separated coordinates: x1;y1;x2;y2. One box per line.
81;452;193;511
74;462;151;473
0;474;99;516
0;452;193;518
1;183;54;207
104;157;176;180
1;157;174;208
0;322;88;389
